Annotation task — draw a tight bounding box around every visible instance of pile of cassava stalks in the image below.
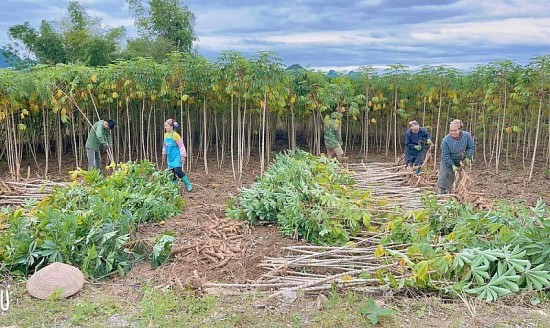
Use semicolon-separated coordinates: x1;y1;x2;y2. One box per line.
0;180;65;206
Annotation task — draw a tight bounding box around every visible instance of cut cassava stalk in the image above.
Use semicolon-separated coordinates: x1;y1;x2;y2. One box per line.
0;180;66;206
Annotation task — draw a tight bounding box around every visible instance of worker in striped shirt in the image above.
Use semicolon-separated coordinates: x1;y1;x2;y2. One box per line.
162;119;192;192
437;119;475;194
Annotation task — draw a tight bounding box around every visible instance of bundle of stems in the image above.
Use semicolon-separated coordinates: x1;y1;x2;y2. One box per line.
347;162;442;210
204;235;413;295
0;180;65;206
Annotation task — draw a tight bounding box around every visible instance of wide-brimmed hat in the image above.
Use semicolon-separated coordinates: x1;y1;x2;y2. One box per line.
26;262;85;299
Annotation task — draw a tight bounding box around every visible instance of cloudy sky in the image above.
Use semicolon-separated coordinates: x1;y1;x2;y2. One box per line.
0;0;549;71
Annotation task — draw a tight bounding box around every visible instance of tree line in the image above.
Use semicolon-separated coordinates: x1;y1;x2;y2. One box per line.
0;52;548;182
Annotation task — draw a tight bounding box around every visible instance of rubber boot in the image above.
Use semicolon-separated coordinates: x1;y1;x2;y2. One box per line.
181;175;193;192
415;168;421;175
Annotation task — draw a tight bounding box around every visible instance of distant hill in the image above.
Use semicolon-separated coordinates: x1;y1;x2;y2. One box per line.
326;70;339;78
286;64;305;71
347;71;362;79
0;50;34;69
0;50;10;68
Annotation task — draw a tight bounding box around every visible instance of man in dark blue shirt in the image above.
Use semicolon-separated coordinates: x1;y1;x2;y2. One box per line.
405;120;432;173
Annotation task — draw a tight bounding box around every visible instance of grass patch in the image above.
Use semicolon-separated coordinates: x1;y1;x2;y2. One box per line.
1;282;548;328
134;285;216;326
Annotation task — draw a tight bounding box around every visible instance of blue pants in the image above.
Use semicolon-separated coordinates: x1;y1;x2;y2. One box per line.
86;148;102;171
405;151;425;166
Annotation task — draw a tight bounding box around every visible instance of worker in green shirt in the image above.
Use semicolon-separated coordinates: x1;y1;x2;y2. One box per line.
85;119;115;171
324;106;345;162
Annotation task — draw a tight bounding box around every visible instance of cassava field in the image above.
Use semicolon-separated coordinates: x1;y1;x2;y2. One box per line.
1;54;549;327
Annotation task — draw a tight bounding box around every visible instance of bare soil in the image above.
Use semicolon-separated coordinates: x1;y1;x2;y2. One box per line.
1;151;549;327
2;151;549;287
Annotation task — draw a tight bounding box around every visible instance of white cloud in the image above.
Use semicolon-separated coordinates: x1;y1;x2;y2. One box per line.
2;0;549;68
193;7;262;34
411;18;550;45
196;35;262;51
264;31;392;45
357;0;385;7
87;9;135;28
457;0;550;17
77;0;110;4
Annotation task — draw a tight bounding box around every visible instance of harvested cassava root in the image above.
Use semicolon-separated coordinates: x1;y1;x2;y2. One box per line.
171;215;250;269
453;168;493;210
391;152;493;210
392;147;437;188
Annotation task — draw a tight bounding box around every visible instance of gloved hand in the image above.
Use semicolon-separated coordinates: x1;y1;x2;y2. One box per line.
181;158;186;166
103;144;110;152
426;139;432;145
161;154;166;163
414;145;422;150
452;165;459;173
464;157;471;165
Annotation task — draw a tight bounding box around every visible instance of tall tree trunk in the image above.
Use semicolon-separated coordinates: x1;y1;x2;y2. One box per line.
115;102;120;163
421;97;426;126
237;96;243;179
529;87;545;181
364;88;370;159
221;111;226;167
433;92;443;170
241;97;248;177
260;91;267;174
154;108;158;167
230;93;236;179
126;97;132;162
43;106;49;177
203;97;209;174
290;102;296;149
247;108;252;165
71;110;78;169
215;110;220;169
186;101;192;173
385;110;391;157
393;83;398;161
57;111;62;174
496;85;507;173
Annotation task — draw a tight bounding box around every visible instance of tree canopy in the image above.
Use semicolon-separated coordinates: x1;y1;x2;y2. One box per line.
7;1;124;66
127;0;197;54
5;0;197;66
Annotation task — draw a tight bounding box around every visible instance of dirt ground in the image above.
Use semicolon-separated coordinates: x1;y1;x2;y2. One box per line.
2;151;549;287
1;151;549;327
83;151;549;304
